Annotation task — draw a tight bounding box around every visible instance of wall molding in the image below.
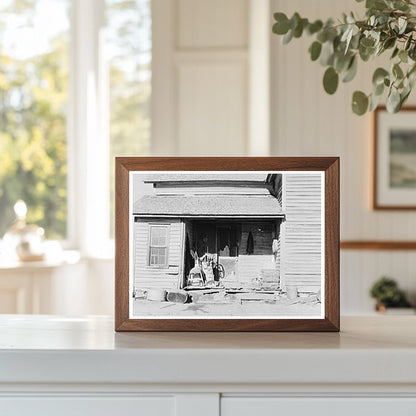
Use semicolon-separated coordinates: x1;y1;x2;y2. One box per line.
340;241;416;250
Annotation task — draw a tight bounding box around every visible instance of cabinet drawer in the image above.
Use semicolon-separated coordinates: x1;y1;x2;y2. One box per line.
1;396;174;416
221;397;416;416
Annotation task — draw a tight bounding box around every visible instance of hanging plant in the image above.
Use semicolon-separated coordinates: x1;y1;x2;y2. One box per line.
272;0;416;115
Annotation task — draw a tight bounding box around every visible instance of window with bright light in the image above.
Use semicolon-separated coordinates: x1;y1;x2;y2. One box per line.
0;0;151;249
0;0;70;239
106;0;151;237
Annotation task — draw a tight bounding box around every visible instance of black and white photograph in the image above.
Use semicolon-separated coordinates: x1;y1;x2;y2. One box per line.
129;171;324;319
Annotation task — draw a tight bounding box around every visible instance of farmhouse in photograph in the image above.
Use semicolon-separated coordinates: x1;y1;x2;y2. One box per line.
132;173;322;298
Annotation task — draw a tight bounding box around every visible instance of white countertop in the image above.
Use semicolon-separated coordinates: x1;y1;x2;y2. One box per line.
0;315;415;386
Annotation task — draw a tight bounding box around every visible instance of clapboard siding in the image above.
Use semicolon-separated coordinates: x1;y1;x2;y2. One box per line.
281;174;322;292
134;218;184;290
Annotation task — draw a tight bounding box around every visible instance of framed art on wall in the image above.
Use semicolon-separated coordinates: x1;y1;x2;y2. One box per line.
115;157;339;331
374;106;416;209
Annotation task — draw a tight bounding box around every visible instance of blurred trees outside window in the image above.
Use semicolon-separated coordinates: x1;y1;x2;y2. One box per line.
0;0;70;239
0;0;151;241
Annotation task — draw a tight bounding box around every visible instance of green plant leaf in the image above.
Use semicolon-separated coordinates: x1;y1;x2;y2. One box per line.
400;87;411;106
317;29;328;43
399;49;408;63
293;17;309;38
290;12;301;29
374;82;385;95
309;41;322;61
352;91;369;115
369;92;383;111
372;67;389;86
409;64;416;76
393;63;404;79
320;40;335;66
391;47;399;59
405;33;413;50
360;37;375;48
334;52;352;72
273;13;290;34
383;37;396;50
398;16;407;34
282;29;293;44
409;44;416;60
359;42;375;61
408;64;416;87
342;56;357;82
307;20;323;35
393;0;410;12
366;0;388;8
323;67;339;94
342;25;359;53
387;87;401;112
350;32;361;49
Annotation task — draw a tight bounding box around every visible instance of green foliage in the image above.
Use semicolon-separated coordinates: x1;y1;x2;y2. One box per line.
309;41;322;61
369;276;411;307
272;0;416;115
352;90;369;114
272;13;290;35
323;67;339;94
0;8;69;238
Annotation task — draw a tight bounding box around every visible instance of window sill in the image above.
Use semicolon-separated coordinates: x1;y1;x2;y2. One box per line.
0;250;81;271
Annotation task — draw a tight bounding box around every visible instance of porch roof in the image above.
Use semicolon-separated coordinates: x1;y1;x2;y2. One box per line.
133;194;284;218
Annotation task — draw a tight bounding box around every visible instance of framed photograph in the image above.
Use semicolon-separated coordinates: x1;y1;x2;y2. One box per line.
374;106;416;209
115;157;339;331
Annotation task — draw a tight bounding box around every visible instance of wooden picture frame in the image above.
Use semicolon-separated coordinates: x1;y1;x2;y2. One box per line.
115;157;339;332
373;106;416;210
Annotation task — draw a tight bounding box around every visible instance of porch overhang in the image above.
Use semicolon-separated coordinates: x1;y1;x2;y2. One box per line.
133;194;284;218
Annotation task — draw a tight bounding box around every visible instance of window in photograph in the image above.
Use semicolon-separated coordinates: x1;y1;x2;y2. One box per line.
0;0;70;239
148;225;168;267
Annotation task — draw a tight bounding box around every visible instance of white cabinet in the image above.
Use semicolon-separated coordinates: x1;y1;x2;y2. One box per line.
1;397;175;416
1;316;416;416
222;398;416;416
3;395;416;416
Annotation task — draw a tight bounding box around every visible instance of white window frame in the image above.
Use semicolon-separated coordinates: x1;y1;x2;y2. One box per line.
68;0;111;258
68;0;154;258
147;224;169;268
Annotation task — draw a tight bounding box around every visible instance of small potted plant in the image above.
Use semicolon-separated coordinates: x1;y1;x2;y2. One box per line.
370;276;413;313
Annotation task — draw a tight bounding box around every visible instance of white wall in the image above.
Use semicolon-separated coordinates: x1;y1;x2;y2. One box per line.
152;0;267;157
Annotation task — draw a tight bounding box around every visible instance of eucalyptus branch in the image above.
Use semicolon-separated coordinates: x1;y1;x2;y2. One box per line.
272;0;416;115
